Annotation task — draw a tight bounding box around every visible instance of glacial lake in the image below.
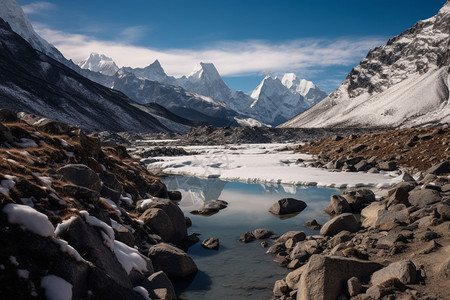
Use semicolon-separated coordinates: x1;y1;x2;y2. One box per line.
163;176;340;299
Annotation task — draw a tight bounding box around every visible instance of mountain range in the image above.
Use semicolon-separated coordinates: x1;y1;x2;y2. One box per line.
281;0;450;128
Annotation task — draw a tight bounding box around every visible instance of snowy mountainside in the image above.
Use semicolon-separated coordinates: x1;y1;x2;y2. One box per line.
281;0;450;128
0;17;197;133
0;0;68;65
78;53;119;76
249;75;326;125
122;59;175;84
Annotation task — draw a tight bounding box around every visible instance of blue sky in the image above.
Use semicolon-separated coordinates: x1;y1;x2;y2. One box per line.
18;0;446;93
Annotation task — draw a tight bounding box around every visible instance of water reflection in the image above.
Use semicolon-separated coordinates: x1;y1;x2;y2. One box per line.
163;176;340;300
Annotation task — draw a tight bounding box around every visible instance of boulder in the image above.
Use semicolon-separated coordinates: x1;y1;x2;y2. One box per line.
201;238;220;250
347;276;362;297
269;198;307;215
304;219;321;230
371;260;417;285
273;279;289;297
239;232;255;243
375;208;410;230
297;255;382;300
342;189;375;211
325;195;351;215
141;198;187;244
140;271;176;300
168;191;182;201
140;208;176;243
57;164;102;192
320;213;360;237
378;161;397;171
252;228;275;239
148;243;197;278
425;161;450;175
276;231;306;244
286;265;307;290
386;187;410;207
361;202;386;228
408;189;442;208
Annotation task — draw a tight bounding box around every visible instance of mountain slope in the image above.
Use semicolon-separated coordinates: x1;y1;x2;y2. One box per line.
281;1;450;128
122;59;175;84
0;18;171;133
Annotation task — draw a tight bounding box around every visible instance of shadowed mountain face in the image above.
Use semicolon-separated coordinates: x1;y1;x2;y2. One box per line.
281;1;450;128
0;17;186;133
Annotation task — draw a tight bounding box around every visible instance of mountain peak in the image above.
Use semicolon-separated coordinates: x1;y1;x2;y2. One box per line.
78;52;119;76
188;62;222;81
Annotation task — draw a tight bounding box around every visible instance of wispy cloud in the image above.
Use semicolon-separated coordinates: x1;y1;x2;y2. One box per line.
22;2;55;15
118;26;149;44
34;23;386;78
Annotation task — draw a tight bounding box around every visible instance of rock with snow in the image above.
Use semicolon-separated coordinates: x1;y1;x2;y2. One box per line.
3;204;54;237
123;60;175;84
281;1;450;128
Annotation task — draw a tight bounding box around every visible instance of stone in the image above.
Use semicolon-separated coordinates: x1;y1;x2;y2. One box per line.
352;144;367;153
297;255;382;300
347;276;362;297
63;184;100;205
239;232;255;243
320;213;360;237
378;161;397;171
276;231;306;244
140;198;187;245
273;279;289;297
354;160;371;172
361;202;386;228
342;189;376;212
269;198;307;215
253;228;275;239
201;237;219;250
329;230;353;248
140;208;176;243
57;164;102;192
325;195;351;215
140;271;177;300
286;265;307;290
425;161;450;175
371;260;417;285
387;187;410;207
148;243;197;279
436;203;450;221
408;189;442;208
375;208;410;230
303;219;321;230
167;190;182;201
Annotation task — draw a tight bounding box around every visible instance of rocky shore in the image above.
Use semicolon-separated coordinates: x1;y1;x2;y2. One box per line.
0;109;197;300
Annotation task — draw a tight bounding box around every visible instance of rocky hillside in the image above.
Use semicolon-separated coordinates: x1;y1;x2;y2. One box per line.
281;0;450;128
0;109;198;300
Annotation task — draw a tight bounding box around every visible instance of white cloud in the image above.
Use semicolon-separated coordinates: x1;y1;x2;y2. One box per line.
22;2;55;15
34;23;386;78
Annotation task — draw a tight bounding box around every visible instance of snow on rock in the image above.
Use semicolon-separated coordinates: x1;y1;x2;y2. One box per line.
40;274;72;300
133;286;151;300
3;204;55;237
0;179;15;196
146;144;403;188
78;53;119;76
79;210;115;251
51;237;86;263
113;240;149;275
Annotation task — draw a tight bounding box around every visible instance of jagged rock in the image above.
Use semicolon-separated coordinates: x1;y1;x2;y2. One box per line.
371;260;417;286
387;186;410;207
57;164;102;192
378;161;397;171
273;279;289;297
202;238;220;250
320;213;360;237
148;243;197;279
342;189;375;212
140;271;177;300
304;219;321;230
269;198;307;215
297;255;382;300
408;189;442;208
253;228;275;239
425;161;450;175
348;276;362;297
325;195;351;215
276;231;307;244
239;232;256;243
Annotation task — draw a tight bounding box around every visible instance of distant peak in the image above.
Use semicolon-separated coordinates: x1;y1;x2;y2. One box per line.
188;62;222;81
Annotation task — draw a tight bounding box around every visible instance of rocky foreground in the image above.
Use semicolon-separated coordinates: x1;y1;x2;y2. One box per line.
0;109;197;300
260;125;450;300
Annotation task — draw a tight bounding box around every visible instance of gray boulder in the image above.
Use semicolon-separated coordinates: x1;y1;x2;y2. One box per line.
253;228;275;239
371;260;417;285
408;189;442;208
425;161;450;175
269;198;307;215
276;231;306;244
297;255;382;300
140;208;176;243
140;271;176;300
378;161;397;171
375;208;410;230
57;164;102;192
325;195;351;215
342;189;375;211
320;213;360;237
148;243;197;278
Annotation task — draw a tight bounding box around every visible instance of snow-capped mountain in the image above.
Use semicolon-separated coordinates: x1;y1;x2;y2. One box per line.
281;73;327;105
122;60;175;84
0;0;68;65
281;0;450;128
78;53;119;76
249;75;326;125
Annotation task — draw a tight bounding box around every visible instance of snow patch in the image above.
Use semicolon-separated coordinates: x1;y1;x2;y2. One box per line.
113;240;148;275
3;204;54;237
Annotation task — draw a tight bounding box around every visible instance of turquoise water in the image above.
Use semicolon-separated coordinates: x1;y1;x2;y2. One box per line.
163;176;340;299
